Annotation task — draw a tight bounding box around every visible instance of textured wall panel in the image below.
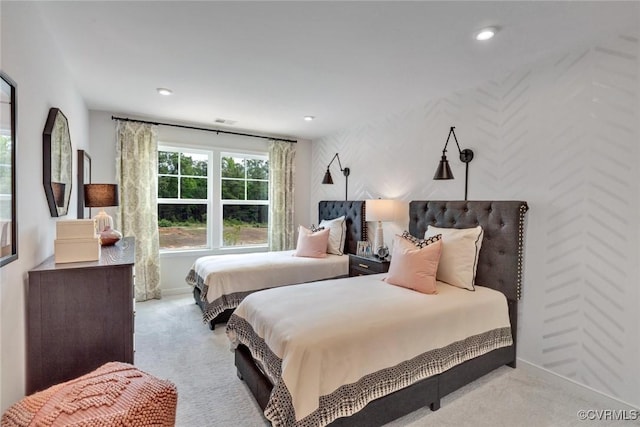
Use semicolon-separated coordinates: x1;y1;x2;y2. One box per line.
311;31;639;406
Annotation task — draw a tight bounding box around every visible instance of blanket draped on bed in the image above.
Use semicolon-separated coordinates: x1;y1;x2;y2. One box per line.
226;275;512;427
186;250;348;322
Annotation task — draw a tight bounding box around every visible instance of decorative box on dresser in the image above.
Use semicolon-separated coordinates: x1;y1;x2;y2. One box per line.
348;253;390;276
27;236;135;395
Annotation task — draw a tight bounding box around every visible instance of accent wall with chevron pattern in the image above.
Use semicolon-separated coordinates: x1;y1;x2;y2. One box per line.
312;30;639;407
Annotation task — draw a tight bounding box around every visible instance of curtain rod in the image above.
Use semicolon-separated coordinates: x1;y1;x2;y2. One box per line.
111;116;297;143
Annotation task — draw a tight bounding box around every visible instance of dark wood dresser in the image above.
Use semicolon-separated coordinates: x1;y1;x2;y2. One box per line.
27;236;135;394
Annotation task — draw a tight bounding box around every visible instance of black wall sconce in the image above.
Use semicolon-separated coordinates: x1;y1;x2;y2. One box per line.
322;153;350;200
433;126;474;200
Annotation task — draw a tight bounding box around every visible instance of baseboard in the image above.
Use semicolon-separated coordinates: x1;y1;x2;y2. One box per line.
161;287;192;297
517;358;639;410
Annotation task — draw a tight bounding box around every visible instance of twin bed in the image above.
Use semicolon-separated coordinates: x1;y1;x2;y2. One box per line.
226;200;529;426
187;201;366;329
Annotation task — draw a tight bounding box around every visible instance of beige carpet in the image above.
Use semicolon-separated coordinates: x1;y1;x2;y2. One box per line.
134;295;629;427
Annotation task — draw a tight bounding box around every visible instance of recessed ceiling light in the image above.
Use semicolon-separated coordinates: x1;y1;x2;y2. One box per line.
157;88;173;96
475;27;498;41
214;118;237;126
304;116;315;121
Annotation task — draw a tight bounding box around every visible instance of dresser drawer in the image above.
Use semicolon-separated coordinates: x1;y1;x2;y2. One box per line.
349;254;390;276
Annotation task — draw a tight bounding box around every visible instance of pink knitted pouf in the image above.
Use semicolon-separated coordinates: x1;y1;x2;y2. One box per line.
1;362;177;427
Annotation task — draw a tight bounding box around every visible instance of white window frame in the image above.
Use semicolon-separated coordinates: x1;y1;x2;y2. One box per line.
157;145;270;253
157;144;213;253
220;151;269;248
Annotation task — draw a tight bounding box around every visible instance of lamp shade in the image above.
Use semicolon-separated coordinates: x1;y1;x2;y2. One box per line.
84;184;119;208
322;169;334;184
365;199;397;222
433;155;454;180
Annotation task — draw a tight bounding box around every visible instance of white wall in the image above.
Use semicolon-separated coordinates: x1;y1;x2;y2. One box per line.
312;30;640;408
0;2;90;411
88;111;313;295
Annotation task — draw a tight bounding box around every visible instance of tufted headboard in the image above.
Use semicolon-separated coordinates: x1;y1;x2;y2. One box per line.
409;200;528;301
318;201;366;255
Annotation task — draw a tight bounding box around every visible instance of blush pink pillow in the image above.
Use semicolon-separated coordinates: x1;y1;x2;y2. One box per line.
294;226;330;258
385;235;442;294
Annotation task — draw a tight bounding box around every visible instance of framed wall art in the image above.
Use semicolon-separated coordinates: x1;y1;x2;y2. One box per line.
77;149;91;219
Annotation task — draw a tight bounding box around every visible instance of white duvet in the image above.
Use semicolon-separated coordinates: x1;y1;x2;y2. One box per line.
227;274;512;426
188;250;348;305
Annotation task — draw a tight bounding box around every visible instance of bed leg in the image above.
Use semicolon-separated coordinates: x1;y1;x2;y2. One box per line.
508;359;516;368
430;400;440;411
236;369;243;381
209;321;215;331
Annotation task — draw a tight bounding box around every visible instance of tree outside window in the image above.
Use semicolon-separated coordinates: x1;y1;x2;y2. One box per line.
157;147;269;251
221;154;269;247
157;149;209;250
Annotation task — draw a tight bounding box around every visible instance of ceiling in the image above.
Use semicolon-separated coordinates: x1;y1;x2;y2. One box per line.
34;1;639;141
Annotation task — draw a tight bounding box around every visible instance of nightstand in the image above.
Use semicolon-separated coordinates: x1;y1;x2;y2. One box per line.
349;254;390;276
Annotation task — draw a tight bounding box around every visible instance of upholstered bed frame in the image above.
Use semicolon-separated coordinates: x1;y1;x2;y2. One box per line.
234;200;529;425
193;200;367;329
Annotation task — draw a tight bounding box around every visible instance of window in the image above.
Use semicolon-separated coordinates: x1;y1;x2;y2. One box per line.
157;146;269;251
157;147;210;251
221;153;269;247
0;135;11;220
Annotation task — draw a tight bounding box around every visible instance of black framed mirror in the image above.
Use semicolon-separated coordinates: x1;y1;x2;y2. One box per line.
43;108;72;217
0;71;17;267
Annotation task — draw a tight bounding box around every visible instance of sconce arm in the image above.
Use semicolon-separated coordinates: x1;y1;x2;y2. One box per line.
443;126;474;163
328;153;350;177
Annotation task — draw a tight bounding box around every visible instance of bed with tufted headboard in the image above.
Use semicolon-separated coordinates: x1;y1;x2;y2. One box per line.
188;200;366;329
229;200;529;426
409;200;528;359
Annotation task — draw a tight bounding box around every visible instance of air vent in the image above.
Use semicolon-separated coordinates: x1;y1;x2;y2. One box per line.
214;118;237;125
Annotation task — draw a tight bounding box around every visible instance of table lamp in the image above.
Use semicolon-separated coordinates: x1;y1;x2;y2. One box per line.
365;199;397;255
84;183;122;245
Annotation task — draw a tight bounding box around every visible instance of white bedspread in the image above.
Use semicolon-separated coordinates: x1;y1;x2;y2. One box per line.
227;274;512;426
189;250;348;304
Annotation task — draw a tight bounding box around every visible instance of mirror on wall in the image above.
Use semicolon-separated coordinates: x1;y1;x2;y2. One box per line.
0;71;17;266
43;108;72;217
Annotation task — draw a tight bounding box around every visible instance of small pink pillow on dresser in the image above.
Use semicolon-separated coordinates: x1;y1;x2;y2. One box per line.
385;234;442;294
294;226;330;258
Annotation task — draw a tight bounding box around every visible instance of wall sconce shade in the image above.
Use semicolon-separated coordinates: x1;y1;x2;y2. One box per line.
84;184;119;208
433;156;454;180
322;169;334;184
433;127;474;200
321;153;350;200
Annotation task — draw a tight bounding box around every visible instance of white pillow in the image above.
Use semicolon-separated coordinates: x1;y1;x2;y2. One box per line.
319;215;347;255
424;225;484;291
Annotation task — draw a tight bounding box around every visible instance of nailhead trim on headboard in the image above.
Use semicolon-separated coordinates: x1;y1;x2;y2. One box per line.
516;202;528;300
408;200;529;302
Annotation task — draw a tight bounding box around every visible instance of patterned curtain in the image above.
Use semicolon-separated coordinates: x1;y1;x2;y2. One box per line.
268;141;296;251
115;121;161;301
